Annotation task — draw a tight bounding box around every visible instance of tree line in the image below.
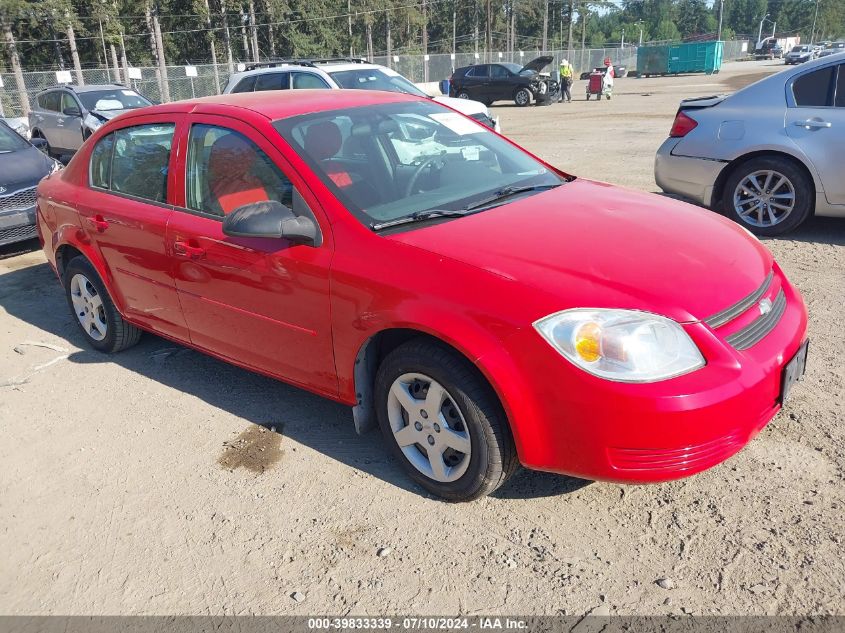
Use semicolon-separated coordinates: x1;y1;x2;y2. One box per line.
2;0;843;75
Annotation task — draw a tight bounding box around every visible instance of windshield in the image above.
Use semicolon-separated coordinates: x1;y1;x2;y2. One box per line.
0;122;29;152
274;100;564;229
78;89;151;112
792;46;809;53
327;68;428;98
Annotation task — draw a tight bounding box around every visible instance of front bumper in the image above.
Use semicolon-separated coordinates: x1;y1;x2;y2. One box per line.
655;137;726;208
0;206;37;246
494;264;808;483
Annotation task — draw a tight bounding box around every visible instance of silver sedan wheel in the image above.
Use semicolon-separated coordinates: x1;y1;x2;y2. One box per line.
387;372;472;483
733;170;796;228
70;273;107;341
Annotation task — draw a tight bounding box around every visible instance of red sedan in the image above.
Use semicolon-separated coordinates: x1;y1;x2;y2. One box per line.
36;90;808;501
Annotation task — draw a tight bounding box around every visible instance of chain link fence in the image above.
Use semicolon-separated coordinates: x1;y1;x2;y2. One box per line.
1;40;750;119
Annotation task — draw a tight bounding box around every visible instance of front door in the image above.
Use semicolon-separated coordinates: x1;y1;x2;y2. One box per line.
166;116;337;396
76;115;189;340
785;63;845;205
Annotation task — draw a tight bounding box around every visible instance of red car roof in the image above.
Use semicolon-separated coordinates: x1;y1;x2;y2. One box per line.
138;89;419;121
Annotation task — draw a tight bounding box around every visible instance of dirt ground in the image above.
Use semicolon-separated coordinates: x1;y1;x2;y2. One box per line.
1;60;843;617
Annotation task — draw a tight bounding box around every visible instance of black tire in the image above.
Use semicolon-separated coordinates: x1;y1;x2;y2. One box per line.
514;87;531;107
456;90;471;99
586;93;591;100
721;156;813;237
63;255;142;353
375;339;518;502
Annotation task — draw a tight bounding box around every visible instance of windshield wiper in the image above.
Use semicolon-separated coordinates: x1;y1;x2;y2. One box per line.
463;183;562;213
371;209;469;231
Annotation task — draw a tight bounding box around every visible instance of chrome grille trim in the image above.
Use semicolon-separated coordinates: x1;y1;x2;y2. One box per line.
0;186;37;212
725;289;786;350
704;272;773;328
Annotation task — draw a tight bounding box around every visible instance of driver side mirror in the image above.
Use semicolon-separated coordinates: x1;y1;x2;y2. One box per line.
31;137;48;153
222;200;318;245
63;106;81;117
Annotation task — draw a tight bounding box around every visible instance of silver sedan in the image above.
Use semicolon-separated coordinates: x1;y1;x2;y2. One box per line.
655;54;845;235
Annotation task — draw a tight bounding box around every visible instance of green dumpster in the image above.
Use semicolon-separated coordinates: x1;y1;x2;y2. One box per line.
637;41;724;77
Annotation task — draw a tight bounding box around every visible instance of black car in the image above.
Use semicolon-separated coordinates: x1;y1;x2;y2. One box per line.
449;56;558;107
0;120;61;247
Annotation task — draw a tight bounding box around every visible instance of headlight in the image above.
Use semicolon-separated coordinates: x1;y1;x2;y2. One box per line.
83;112;103;132
533;308;705;382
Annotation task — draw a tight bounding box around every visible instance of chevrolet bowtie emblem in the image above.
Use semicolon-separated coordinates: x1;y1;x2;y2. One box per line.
758;297;773;316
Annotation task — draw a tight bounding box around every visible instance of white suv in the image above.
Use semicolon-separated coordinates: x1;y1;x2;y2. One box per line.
222;58;500;131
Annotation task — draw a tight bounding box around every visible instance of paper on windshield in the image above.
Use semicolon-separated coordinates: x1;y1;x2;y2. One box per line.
94;99;124;111
429;112;484;136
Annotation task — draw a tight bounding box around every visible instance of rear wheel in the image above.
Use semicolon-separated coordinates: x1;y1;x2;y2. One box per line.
514;88;531;107
375;339;518;501
64;256;142;353
456;90;471;99
722;156;812;236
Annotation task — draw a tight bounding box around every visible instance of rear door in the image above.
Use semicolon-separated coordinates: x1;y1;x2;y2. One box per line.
165;115;337;395
785;63;845;205
34;91;62;150
77;114;189;340
462;65;489;100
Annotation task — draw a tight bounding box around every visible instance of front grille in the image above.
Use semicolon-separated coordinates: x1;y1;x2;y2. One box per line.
0;186;37;212
608;433;745;473
704;272;773;328
725;289;787;350
0;223;37;244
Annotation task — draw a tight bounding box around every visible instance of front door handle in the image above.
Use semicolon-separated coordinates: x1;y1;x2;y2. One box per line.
173;240;206;259
85;215;109;232
795;119;832;129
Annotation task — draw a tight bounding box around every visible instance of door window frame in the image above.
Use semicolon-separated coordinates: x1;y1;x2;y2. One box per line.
170;113;331;244
84;113;185;210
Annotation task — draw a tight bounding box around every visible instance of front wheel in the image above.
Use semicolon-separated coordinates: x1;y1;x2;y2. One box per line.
64;256;142;353
722;157;812;236
514;88;531;107
375;340;518;501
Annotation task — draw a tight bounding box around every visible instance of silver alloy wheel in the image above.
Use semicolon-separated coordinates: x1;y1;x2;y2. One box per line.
515;90;529;105
733;169;796;228
457;91;470;99
387;372;472;483
70;273;107;341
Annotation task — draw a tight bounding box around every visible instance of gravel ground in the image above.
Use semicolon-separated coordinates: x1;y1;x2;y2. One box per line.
1;60;843;617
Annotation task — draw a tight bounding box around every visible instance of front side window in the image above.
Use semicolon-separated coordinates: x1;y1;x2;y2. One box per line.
327;68;425;96
60;93;79;114
793;67;835;107
490;65;512;79
255;72;289;91
291;72;330;89
108;123;175;202
836;65;845;107
185;123;294;216
274;100;565;229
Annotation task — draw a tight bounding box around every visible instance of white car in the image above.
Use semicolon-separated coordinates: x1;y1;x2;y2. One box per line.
222;58;500;132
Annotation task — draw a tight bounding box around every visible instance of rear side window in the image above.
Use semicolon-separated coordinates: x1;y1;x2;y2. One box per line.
466;65;488;78
836;65;845;107
793;67;835;107
292;72;329;89
231;75;257;93
102;123;175;203
255;72;289;91
39;92;60;112
90;133;114;189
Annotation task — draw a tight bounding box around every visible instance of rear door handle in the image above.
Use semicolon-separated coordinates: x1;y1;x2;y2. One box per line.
173;240;206;259
795;119;832;129
85;215;109;232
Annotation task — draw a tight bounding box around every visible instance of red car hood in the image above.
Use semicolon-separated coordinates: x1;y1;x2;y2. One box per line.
389;179;773;323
